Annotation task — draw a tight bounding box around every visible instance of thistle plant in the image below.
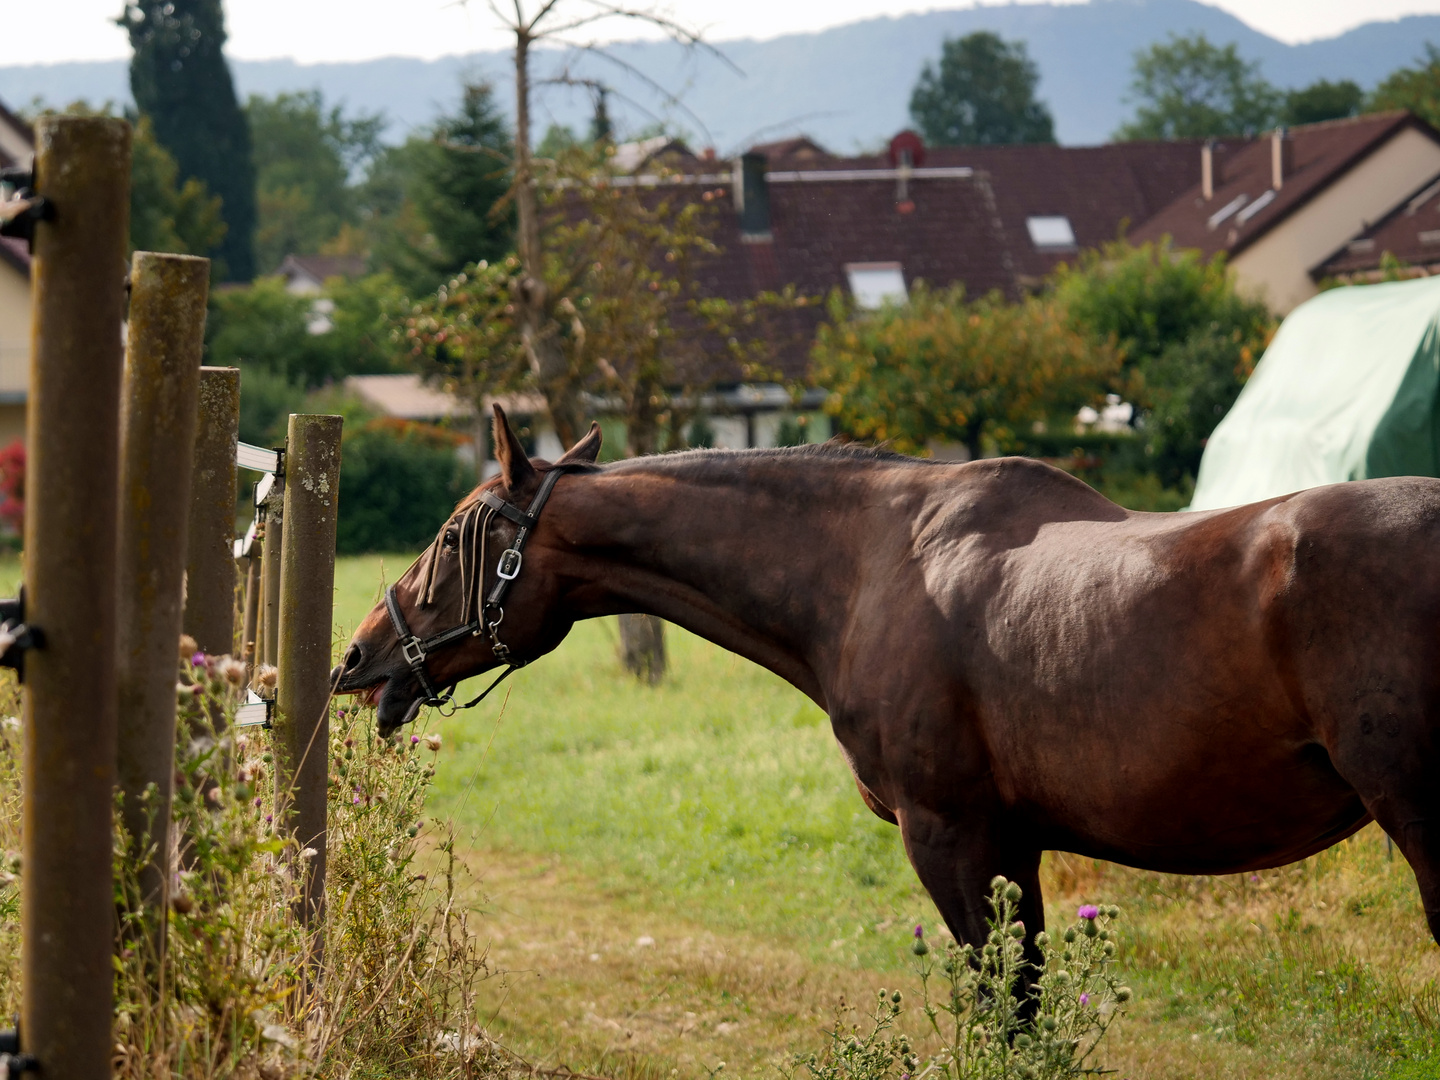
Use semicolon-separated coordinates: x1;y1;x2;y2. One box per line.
800;878;1130;1080
913;878;1130;1079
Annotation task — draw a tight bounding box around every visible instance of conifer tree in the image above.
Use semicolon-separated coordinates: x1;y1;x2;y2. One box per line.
122;0;257;280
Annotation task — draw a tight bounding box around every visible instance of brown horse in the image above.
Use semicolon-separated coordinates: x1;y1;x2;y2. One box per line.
335;407;1440;954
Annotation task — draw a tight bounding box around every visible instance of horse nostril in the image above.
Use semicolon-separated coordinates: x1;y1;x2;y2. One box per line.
343;644;364;673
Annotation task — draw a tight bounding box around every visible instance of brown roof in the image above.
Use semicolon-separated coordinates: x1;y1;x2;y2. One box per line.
1313;172;1440;279
1130;112;1437;259
276;253;367;283
673;136;1205;380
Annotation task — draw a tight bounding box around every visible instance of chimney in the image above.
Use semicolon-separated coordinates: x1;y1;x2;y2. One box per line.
1201;139;1215;200
732;151;771;238
1271;127;1291;190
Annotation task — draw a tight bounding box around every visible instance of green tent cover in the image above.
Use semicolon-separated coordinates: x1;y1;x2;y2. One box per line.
1189;274;1440;511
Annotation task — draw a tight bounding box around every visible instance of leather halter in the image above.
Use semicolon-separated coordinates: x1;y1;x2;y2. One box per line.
384;465;572;714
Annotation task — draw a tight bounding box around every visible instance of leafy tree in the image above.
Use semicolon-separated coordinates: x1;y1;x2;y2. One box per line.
1051;239;1274;486
909;32;1055;147
811;285;1117;461
1283;78;1363;125
206;273;403;389
246;90;385;273
121;0;257;280
1370;44;1440;130
1116;33;1280;140
130;114;227;257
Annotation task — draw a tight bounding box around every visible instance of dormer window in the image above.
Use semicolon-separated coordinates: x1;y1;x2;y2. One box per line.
1026;215;1076;249
845;262;907;309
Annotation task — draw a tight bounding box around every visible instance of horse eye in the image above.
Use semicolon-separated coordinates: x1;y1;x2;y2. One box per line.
441;528;459;552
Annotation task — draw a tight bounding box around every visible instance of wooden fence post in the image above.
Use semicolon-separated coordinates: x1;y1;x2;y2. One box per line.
184;367;239;658
22;114;131;1080
274;414;342;931
115;251;208;951
241;537;261;675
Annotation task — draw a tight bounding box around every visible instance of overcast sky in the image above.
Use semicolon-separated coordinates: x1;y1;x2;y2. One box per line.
6;0;1440;67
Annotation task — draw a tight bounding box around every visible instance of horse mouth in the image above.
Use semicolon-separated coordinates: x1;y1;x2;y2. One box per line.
332;673;425;737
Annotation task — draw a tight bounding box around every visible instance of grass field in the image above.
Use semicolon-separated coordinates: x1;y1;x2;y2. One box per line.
324;555;1440;1080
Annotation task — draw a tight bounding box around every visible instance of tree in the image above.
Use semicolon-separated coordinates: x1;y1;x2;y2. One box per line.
811;285;1117;462
1283;78;1362;126
409;81;515;279
909;32;1055;147
122;0;257;280
1051;239;1274;487
1116;33;1280;140
246;90;384;273
1370;44;1440;130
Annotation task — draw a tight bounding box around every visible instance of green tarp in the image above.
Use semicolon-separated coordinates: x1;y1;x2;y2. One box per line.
1189;275;1440;511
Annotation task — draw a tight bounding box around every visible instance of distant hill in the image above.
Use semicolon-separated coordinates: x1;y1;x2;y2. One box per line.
5;0;1440;151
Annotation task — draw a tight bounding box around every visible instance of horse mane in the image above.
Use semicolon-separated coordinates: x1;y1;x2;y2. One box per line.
575;440;933;478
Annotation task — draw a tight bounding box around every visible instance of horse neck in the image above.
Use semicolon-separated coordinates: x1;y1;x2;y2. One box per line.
546;454;876;705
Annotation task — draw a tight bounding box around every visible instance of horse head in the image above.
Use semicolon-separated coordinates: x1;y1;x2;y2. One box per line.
333;405;602;735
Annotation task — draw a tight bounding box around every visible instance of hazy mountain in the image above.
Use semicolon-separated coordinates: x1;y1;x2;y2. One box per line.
5;0;1440;151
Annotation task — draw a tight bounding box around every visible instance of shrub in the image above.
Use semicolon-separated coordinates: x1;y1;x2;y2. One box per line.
337;418;473;554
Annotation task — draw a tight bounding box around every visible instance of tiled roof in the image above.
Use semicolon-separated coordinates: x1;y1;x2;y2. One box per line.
276;253;367;283
1130;112;1431;258
674;136;1205;380
1313;171;1440;278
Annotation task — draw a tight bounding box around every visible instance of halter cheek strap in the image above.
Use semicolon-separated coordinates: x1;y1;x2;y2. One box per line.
384;465;571;713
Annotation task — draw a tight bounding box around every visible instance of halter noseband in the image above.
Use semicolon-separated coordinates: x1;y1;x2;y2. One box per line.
383;465;572;714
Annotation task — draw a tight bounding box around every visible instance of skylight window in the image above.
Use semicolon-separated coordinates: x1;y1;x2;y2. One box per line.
845;262;907;310
1207;193;1248;231
1026;215;1076;249
1235;188;1276;226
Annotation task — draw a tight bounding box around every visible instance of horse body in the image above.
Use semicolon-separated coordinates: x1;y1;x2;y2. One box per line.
338;412;1440;953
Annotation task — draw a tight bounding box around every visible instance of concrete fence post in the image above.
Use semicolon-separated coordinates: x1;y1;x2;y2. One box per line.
184;367;239;658
115;251;208;954
260;469;284;671
274;414;342;932
22;114;131;1080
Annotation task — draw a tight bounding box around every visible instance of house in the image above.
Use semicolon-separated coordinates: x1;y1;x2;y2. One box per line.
276;253;367;295
1313;172;1440;283
1130;112;1440;314
0;99;33;447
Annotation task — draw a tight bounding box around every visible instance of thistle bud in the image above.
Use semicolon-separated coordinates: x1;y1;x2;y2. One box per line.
178;634;198;660
1003;882;1022;903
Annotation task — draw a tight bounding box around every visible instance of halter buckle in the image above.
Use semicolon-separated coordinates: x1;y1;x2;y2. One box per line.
496;548;523;580
401;637;427;666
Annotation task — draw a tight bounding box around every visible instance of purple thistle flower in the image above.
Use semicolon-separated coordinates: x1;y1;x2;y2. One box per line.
1079;992;1090;1006
914;924;924;938
264;814;272;824
411;735;420;744
191;652;206;668
254;797;262;808
353;795;361;805
1078;905;1099;920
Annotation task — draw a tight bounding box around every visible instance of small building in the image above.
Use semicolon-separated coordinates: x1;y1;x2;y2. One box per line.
1131;112;1440;314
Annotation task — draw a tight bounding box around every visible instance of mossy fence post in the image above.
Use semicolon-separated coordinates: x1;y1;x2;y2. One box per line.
21;114;131;1080
185;366;240;659
274;413;343;941
114;251;208;959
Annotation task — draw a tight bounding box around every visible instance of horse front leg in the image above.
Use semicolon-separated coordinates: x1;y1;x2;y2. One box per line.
896;802;1046;1001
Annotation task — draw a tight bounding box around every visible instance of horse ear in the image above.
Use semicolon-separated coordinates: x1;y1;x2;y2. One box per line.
557;422;603;465
492;404;536;490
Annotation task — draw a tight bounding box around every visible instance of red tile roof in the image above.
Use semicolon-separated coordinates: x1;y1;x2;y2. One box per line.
1130;112;1436;259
